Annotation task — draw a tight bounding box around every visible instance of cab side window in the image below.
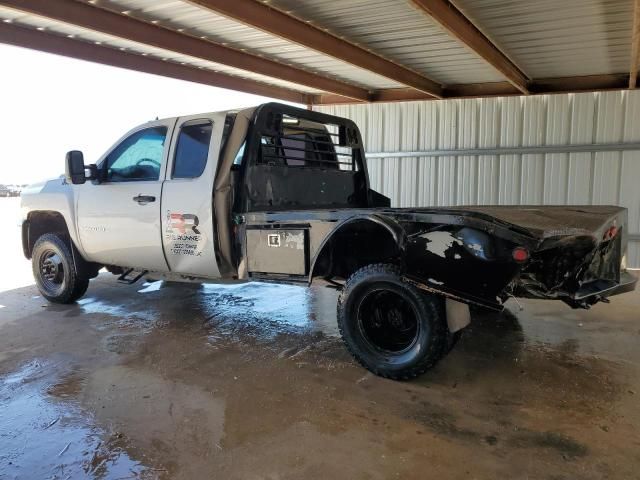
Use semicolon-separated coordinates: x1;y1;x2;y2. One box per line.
173;121;213;179
106;126;167;182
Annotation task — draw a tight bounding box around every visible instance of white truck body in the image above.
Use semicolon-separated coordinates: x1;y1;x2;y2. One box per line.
22;110;230;280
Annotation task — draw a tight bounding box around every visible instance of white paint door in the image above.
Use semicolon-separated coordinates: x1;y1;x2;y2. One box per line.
160;113;226;278
77;119;176;272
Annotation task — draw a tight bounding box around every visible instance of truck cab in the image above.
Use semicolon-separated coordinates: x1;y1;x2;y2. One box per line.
68;111;225;279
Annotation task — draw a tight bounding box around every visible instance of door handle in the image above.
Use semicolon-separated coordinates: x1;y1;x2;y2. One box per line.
133;195;156;204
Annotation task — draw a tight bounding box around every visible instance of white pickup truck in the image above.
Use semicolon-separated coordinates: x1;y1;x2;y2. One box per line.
20;103;636;379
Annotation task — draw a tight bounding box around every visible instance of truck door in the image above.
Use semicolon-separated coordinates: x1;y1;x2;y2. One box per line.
160;113;226;278
76;119;176;272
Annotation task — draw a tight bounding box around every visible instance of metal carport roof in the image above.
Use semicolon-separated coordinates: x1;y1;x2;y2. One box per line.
0;0;638;105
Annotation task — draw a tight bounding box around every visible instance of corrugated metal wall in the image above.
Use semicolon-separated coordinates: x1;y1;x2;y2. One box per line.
316;90;640;267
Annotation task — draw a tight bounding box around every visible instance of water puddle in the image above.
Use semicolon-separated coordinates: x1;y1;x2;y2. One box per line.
0;360;155;479
136;280;339;339
197;282;340;344
138;281;163;294
57;281;340;357
77;297;158;325
201;282;313;327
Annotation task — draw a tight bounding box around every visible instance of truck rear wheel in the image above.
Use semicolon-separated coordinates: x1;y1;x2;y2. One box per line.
32;233;89;304
337;264;447;380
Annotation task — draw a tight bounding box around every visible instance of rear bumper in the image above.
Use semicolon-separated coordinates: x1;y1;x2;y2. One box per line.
574;271;637;301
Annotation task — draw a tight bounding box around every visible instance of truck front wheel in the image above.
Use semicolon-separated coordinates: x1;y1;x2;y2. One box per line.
337;264;447;380
32;234;89;304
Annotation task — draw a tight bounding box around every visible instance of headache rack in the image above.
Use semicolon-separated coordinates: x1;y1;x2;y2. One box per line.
241;102;370;211
251;104;363;172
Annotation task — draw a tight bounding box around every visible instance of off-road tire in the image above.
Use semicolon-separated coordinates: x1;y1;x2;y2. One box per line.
32;233;89;304
337;264;447;380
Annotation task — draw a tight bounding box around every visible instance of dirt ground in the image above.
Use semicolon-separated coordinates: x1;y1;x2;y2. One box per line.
1;196;639;479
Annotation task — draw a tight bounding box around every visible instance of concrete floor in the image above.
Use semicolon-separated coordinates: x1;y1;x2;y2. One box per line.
1;197;640;479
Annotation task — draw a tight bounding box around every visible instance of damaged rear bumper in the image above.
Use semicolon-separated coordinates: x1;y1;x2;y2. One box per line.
574;271;637;302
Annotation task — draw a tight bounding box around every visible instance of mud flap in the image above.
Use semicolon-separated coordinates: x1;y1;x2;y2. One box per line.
445;298;471;333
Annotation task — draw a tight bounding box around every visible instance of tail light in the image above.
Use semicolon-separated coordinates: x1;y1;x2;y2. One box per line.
512;247;529;263
603;225;618;241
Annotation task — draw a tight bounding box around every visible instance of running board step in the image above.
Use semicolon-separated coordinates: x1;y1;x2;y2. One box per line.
117;268;148;285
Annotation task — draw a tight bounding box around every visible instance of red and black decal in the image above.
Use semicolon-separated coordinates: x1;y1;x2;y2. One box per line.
168;213;200;235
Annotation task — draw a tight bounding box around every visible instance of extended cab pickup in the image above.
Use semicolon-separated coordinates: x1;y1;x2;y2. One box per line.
21;103;637;379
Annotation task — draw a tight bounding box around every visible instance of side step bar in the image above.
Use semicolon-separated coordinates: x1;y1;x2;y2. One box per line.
117;268;148;285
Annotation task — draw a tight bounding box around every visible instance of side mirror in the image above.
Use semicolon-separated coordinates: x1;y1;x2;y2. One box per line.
65;150;86;185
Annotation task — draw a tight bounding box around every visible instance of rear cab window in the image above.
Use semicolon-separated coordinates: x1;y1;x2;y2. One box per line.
173;120;213;179
244;109;367;211
258;119;356;172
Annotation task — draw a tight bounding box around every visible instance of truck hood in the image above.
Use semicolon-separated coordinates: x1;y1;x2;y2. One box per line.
20;176;73;224
21;176;66;196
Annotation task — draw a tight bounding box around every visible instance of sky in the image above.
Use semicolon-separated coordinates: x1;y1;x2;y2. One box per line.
0;43;292;185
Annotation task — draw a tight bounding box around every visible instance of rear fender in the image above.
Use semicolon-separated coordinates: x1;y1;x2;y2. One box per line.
403;224;524;309
308;214;405;282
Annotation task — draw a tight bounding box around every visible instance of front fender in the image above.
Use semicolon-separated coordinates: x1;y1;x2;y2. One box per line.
20;177;81;259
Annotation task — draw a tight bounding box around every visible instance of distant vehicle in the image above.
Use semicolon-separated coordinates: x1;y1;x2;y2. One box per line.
0;184;13;197
19;103;637;380
8;185;22;196
0;184;21;197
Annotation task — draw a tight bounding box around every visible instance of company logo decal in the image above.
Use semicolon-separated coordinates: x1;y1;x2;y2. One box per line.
168;213;201;235
165;211;203;256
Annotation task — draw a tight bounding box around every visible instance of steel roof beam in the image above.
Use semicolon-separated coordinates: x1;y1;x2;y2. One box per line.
312;74;629;104
0;0;369;101
409;0;530;95
0;22;312;104
185;0;444;98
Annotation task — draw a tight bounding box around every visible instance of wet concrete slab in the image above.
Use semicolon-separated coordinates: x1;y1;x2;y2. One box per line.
0;271;639;479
